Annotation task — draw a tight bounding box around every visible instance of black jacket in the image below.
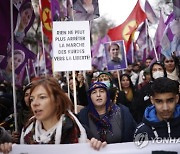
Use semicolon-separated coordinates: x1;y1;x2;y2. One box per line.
134;105;180;140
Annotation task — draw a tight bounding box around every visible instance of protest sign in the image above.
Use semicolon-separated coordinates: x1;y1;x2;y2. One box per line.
104;40;127;71
9;141;180;154
52;21;91;72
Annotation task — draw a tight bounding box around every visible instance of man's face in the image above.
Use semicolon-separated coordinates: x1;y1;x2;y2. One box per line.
109;44;120;59
98;74;110;82
150;92;179;121
145;59;152;67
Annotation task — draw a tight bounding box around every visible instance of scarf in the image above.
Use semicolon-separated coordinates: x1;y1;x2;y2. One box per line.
20;111;87;144
88;103;118;142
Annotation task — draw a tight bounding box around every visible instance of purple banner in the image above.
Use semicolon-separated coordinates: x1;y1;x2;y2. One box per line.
73;0;99;21
0;1;18;55
14;0;35;43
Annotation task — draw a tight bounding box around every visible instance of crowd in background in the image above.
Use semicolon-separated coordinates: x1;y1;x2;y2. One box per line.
0;54;180;152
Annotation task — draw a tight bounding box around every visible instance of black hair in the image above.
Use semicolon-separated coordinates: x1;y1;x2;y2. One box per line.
151;77;179;96
20;2;32;13
149;61;167;81
120;73;135;93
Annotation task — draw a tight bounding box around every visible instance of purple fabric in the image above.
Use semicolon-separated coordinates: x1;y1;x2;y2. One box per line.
145;0;157;24
0;1;18;55
0;41;36;74
51;0;61;21
19;0;35;34
173;0;180;18
136;23;146;48
155;12;166;48
91;35;110;70
165;12;175;25
126;42;134;64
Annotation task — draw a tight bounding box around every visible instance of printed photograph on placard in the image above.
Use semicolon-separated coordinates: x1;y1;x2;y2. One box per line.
104;40;127;71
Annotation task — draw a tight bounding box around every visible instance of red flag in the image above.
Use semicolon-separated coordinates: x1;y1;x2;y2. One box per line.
107;0;146;52
39;0;52;42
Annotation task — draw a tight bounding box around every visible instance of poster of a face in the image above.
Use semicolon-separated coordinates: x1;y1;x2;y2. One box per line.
104;40;127;71
0;41;36;84
14;0;35;43
73;0;99;21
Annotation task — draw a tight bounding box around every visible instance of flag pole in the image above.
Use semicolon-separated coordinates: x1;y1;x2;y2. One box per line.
72;71;77;114
10;0;18;132
66;71;70;99
71;2;78;114
25;63;30;83
117;70;122;91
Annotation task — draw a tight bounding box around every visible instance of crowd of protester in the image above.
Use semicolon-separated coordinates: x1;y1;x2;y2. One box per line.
0;55;180;153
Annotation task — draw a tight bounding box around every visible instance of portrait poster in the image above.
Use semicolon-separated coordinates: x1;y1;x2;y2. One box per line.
0;1;18;55
0;41;36;74
73;0;100;21
14;0;35;43
0;41;36;85
104;40;127;71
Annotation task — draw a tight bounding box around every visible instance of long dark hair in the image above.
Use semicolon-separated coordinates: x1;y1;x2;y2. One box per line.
149;61;167;81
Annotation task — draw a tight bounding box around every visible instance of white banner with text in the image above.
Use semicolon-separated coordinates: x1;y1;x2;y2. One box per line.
8;141;180;154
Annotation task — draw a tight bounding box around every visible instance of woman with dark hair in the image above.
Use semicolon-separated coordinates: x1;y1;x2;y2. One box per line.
17;83;32;132
0;49;25;83
15;1;34;42
78;82;136;143
149;61;167;81
0;77;106;153
107;43;122;70
118;74;138;118
10;83;33;143
162;56;180;82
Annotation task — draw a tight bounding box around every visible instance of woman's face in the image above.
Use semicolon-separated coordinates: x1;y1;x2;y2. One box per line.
109;44;120;59
30;85;57;123
24;88;31;107
90;88;107;109
121;76;130;88
152;64;164;73
7;52;24;71
14;53;24;69
20;7;33;28
69;79;77;91
164;58;175;72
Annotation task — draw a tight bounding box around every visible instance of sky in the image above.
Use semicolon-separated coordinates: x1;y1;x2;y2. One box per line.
98;0;139;26
98;0;158;38
98;0;156;26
